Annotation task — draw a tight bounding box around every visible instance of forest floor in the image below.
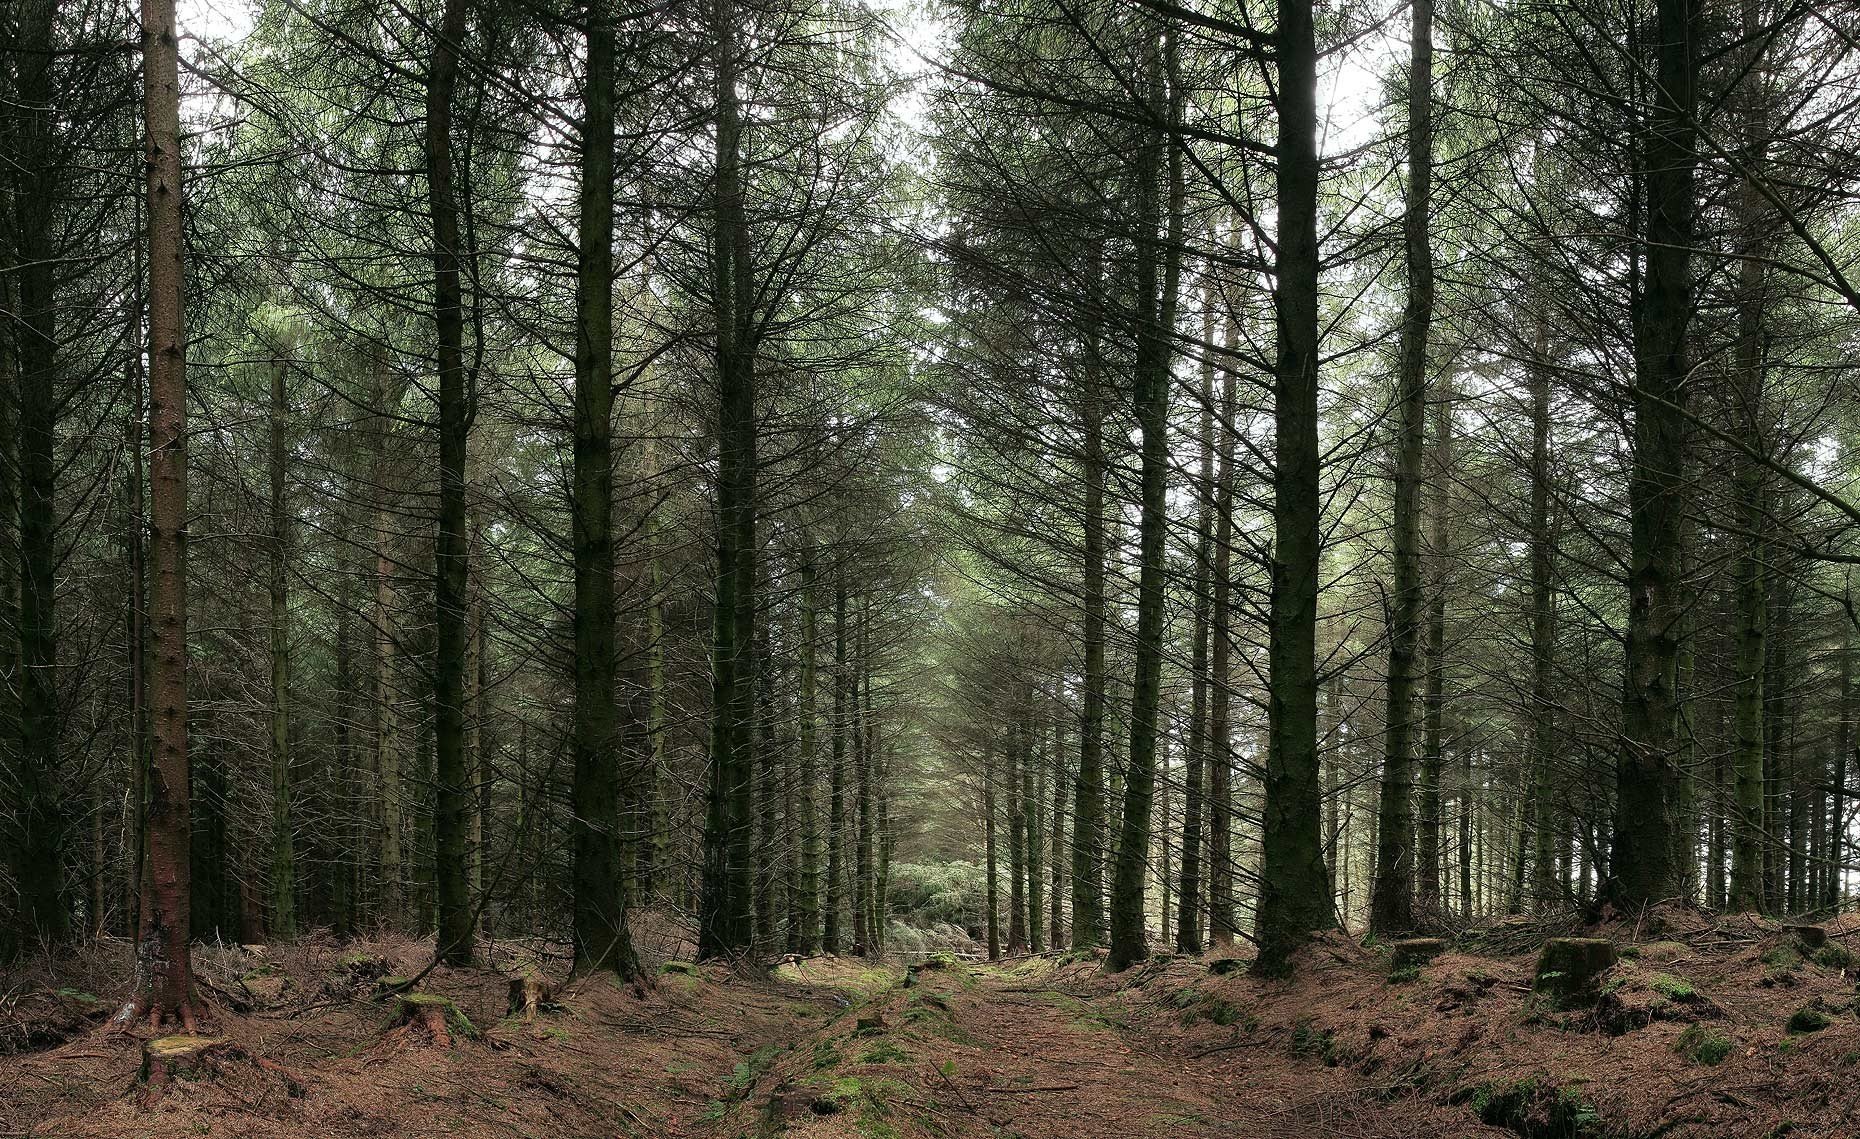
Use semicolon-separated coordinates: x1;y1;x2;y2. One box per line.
4;908;1860;1138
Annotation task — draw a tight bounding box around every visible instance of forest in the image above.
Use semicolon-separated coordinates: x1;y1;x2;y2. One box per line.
6;0;1860;1133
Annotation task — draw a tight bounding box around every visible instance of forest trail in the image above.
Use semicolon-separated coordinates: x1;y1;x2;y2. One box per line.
10;913;1860;1138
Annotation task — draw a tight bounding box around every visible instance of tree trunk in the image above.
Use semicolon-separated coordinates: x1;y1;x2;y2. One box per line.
1527;304;1558;909
754;624;778;948
1109;22;1182;973
1025;706;1045;953
1177;292;1215;954
1609;0;1697;910
570;0;641;979
9;0;69;954
1071;243;1108;950
1208;316;1238;946
426;0;474;967
267;353;297;939
132;0;200;1023
1417;381;1452;911
1255;0;1335;975
824;561;847;953
854;606;873;955
794;544;821;951
985;747;1000;961
699;0;758;958
1370;0;1433;937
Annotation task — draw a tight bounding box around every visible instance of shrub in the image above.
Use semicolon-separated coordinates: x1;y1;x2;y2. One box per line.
1675;1025;1732;1065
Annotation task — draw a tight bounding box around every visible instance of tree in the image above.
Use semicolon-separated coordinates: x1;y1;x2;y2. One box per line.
129;0;201;1026
570;0;642;980
1370;0;1434;938
1254;0;1334;975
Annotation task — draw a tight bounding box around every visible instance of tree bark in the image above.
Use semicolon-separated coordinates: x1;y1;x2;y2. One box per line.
794;543;821;951
1177;291;1215;954
267;351;297;939
699;0;758;958
133;0;200;1023
1370;0;1433;937
8;0;69;953
1071;243;1108;950
1109;21;1182;973
570;0;641;979
426;0;474;966
1255;0;1335;975
1609;0;1698;910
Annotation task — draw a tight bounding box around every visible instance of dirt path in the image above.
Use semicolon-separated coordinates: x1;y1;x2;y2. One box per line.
739;956;1508;1138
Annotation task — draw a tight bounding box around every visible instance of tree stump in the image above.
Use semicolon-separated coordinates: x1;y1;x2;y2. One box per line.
1390;938;1448;972
507;973;552;1021
387;993;475;1048
138;1035;231;1104
1785;924;1828;951
1533;938;1617;1008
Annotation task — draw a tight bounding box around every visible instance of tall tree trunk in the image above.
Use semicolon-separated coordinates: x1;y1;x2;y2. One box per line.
1109;22;1182;973
754;623;778;948
1071;244;1108;950
1370;0;1433;937
1177;294;1215;954
267;353;297;939
1417;381;1452;910
331;588;356;938
1208;315;1238;946
1832;592;1851;911
1007;716;1027;955
426;0;474;967
1255;0;1335;975
854;606;873;954
570;0;641;978
0;120;20;965
824;560;847;952
984;747;1000;961
1527;305;1558;908
699;0;758;958
1609;0;1698;910
794;543;821;951
1049;712;1068;947
130;0;200;1023
9;0;69;954
372;404;403;927
1026;707;1045;952
1728;0;1771;915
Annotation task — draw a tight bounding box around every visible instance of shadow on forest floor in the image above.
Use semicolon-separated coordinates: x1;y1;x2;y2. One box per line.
4;906;1859;1137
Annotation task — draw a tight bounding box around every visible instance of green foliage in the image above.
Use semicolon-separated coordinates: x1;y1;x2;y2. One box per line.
860;1041;911;1064
813;1039;844;1070
1289;1021;1337;1065
1649;973;1697;1001
1788;1007;1832;1034
1467;1079;1603;1136
1812;944;1854;970
881;861;987;928
1675;1025;1732;1065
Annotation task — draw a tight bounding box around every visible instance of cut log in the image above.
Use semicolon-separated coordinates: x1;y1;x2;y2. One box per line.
1390;938;1448;972
1533;938;1616;1008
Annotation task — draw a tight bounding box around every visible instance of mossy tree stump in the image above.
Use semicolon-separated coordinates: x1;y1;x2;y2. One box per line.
1533;938;1616;1008
1785;924;1828;951
507;973;553;1021
1390;938;1448;972
139;1034;232;1094
387;993;476;1048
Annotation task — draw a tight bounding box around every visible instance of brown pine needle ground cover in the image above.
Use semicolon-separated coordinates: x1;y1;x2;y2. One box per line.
5;911;1860;1138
